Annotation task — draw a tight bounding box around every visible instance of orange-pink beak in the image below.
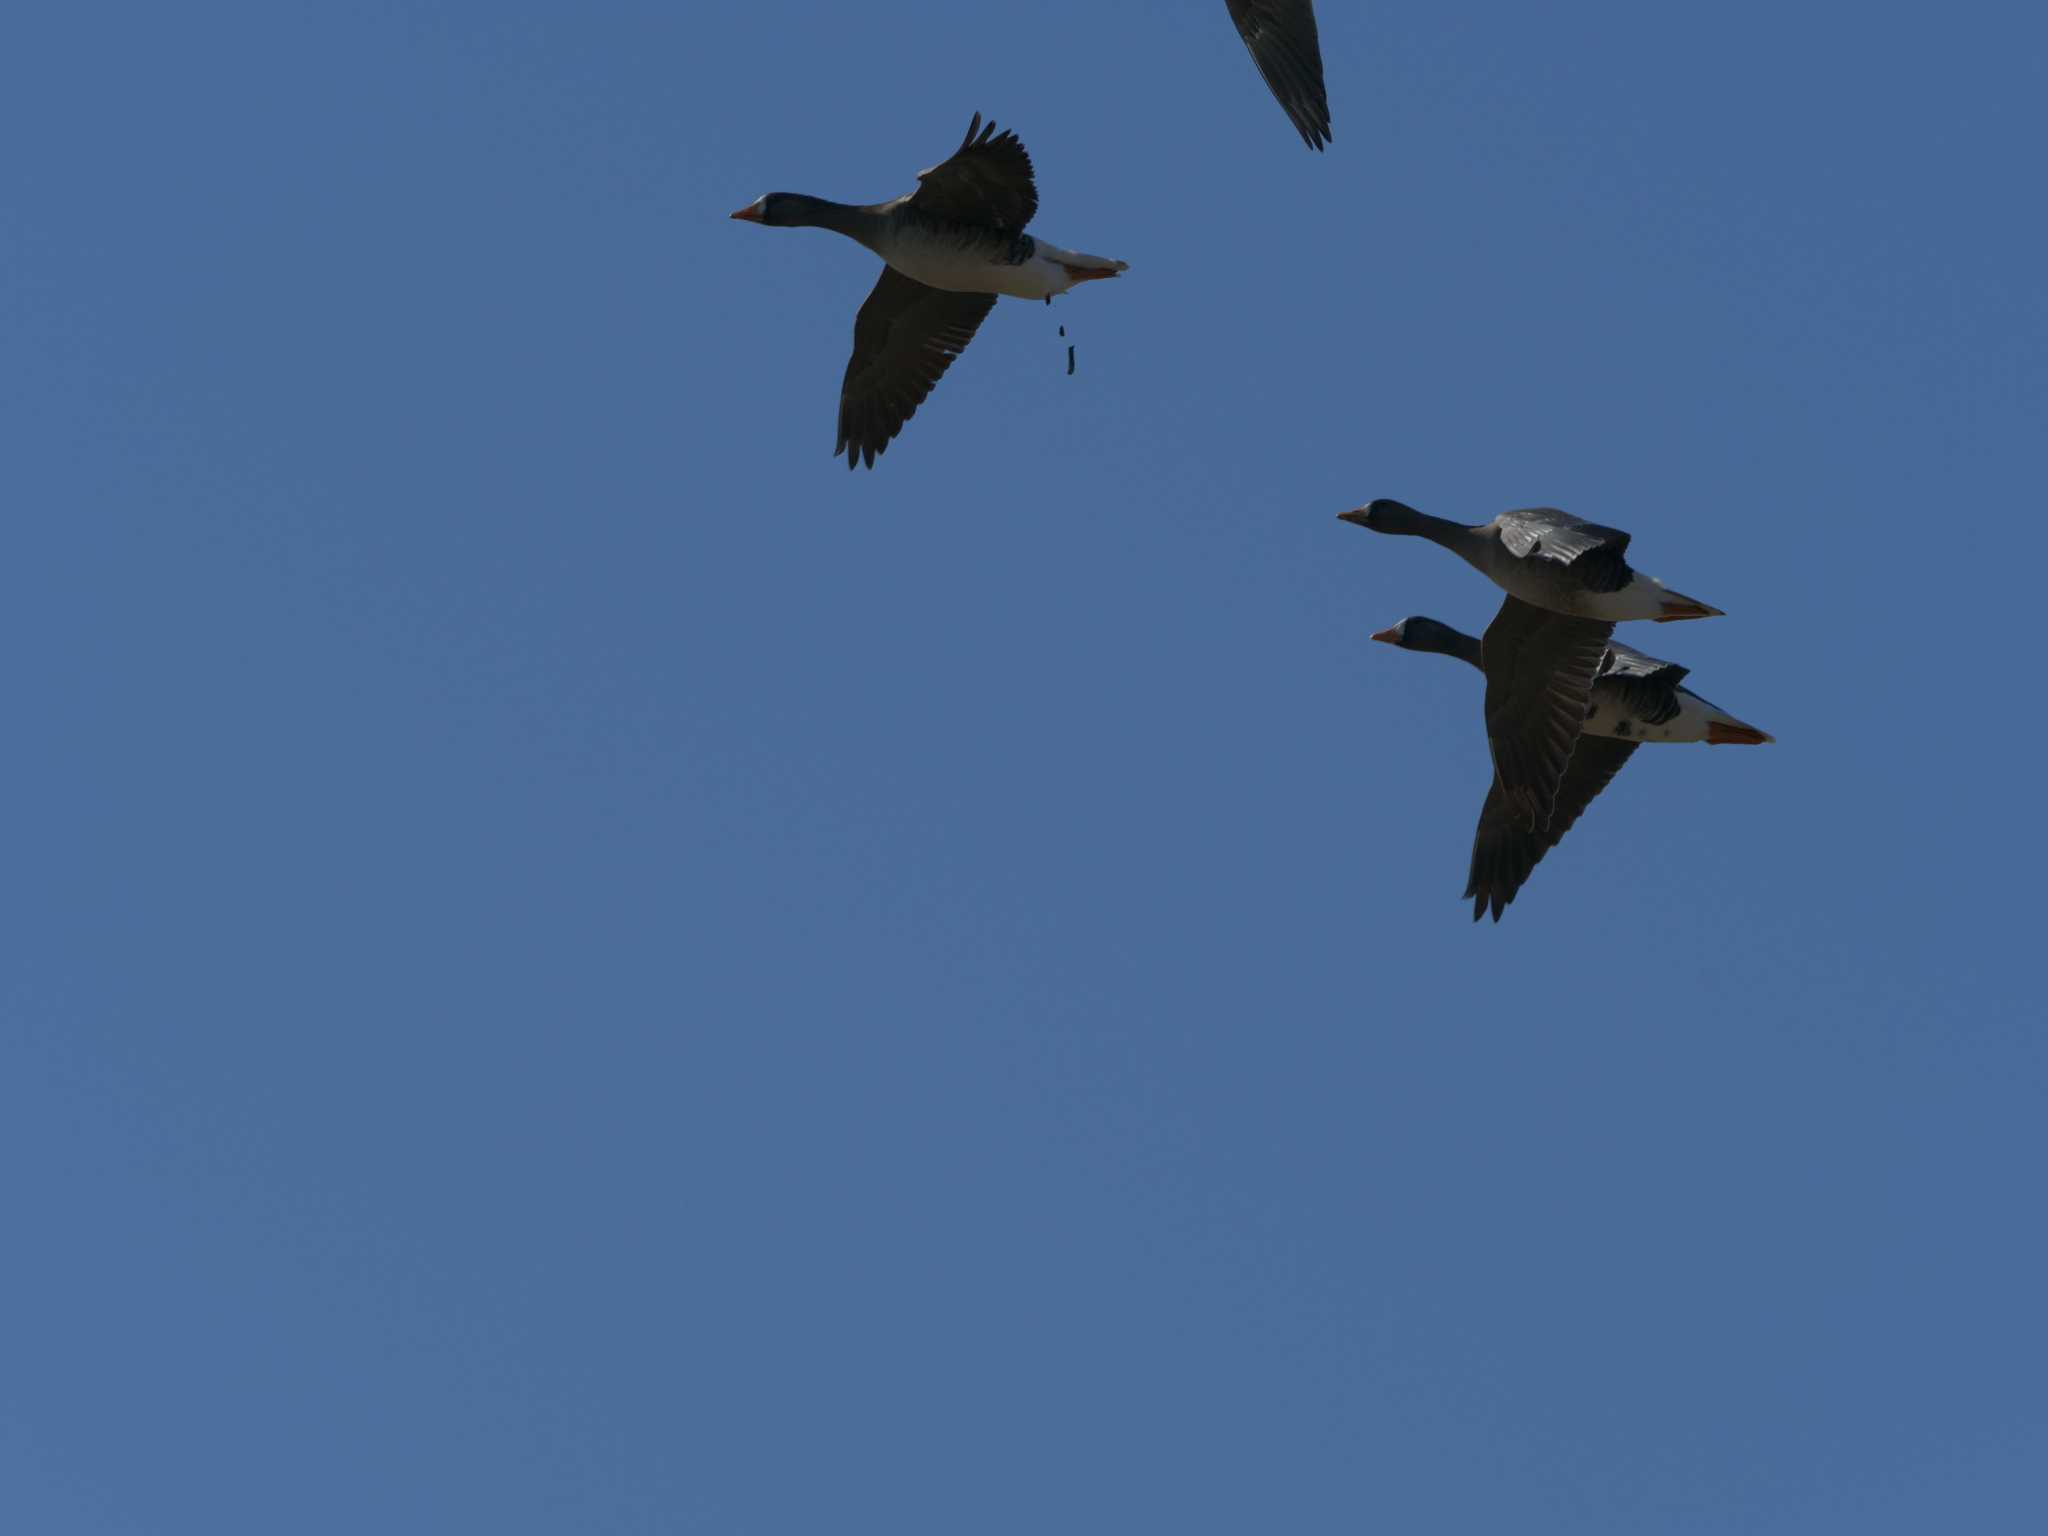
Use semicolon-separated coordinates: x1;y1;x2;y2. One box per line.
730;202;763;222
1369;626;1402;645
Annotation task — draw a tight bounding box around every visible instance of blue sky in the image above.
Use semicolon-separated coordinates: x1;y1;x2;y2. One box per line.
5;2;2045;1530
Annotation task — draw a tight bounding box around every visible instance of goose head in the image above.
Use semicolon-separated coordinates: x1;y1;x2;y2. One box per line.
729;195;856;237
1338;499;1430;535
731;194;784;224
1370;616;1483;668
1368;618;1466;655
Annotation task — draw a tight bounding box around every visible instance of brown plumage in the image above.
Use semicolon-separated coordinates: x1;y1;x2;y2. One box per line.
1224;0;1333;150
1465;738;1637;923
1479;596;1615;834
836;271;995;470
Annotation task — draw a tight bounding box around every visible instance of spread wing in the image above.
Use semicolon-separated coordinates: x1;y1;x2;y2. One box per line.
1224;0;1333;150
1494;507;1633;593
836;268;996;469
1464;738;1640;922
908;113;1037;232
1480;595;1616;832
1595;640;1690;728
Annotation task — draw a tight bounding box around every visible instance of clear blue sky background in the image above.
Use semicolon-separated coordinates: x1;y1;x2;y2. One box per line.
6;3;2044;1530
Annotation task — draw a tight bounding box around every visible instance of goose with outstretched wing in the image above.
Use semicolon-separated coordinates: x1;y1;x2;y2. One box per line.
1370;605;1772;921
1340;499;1725;623
733;114;1126;468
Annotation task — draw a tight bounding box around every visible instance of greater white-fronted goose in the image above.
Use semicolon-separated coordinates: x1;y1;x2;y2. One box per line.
1339;500;1724;622
1225;1;1333;150
1371;607;1773;921
732;114;1128;469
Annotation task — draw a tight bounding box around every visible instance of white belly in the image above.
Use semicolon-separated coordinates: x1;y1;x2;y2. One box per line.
882;243;1027;298
1583;688;1712;743
1474;551;1665;621
1573;578;1673;622
879;232;1123;301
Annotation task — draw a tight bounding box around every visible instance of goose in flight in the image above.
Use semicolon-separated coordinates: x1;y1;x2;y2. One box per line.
1372;604;1772;920
732;114;1127;469
1339;500;1724;623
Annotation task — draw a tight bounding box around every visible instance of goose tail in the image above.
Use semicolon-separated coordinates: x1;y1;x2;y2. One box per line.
1653;585;1724;622
1041;242;1129;283
1703;697;1774;744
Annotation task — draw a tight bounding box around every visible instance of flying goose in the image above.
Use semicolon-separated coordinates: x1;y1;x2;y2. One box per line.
1225;1;1334;150
732;114;1127;469
1338;500;1724;623
1372;606;1773;921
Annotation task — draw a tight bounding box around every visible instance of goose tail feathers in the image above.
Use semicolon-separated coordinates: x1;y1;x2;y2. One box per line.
1040;241;1128;280
1706;717;1774;745
1653;587;1724;622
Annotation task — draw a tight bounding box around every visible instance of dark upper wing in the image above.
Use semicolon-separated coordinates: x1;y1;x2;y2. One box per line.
1494;507;1633;593
908;113;1037;232
836;268;997;469
1595;640;1690;727
1480;595;1616;831
1224;0;1333;150
1464;738;1639;922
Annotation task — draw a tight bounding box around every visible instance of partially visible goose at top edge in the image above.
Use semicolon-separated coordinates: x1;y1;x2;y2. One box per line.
1339;500;1725;623
1224;0;1334;150
732;114;1127;469
1372;603;1773;921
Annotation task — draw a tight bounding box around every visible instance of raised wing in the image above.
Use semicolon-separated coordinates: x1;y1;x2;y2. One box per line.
909;113;1037;232
1494;507;1633;593
1464;738;1640;922
836;268;996;469
1224;0;1333;150
1480;595;1616;831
